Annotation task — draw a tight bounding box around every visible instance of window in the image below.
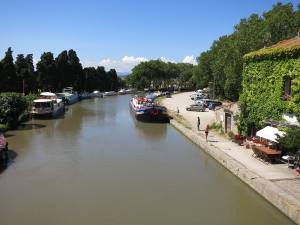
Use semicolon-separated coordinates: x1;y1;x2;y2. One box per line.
283;77;292;101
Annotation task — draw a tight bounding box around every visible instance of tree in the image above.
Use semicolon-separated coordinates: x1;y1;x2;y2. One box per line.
36;52;57;91
55;50;69;91
68;49;83;91
106;69;119;91
15;54;27;93
277;127;300;155
24;54;36;93
263;3;297;44
193;51;212;89
96;66;108;91
1;47;17;92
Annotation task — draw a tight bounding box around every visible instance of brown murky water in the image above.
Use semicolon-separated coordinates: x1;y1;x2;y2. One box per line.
0;95;295;225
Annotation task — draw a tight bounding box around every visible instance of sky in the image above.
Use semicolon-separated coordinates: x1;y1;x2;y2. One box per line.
0;0;299;73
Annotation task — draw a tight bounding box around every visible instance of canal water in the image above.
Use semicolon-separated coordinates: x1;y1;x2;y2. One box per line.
0;95;295;225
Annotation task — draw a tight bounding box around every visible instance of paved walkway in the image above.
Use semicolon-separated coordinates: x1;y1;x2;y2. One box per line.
162;92;300;202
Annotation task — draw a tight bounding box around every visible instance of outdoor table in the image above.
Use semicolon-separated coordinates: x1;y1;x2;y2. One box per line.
252;145;281;164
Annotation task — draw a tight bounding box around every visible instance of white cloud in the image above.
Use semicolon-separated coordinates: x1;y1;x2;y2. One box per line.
100;58;113;65
182;55;197;65
122;56;148;64
96;56;149;72
159;57;176;63
81;54;197;72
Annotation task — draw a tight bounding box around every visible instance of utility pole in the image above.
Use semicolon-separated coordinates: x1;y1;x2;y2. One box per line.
22;79;25;96
213;77;215;99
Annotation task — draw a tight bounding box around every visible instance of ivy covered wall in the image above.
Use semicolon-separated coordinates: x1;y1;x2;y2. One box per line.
239;46;300;135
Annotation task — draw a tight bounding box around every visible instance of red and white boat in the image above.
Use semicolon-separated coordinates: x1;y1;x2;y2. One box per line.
129;96;168;122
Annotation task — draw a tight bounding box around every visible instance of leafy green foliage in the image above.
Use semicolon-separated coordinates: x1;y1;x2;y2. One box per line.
0;93;27;129
0;48;17;92
23;93;39;109
239;52;300;135
128;60;194;90
277;126;300;154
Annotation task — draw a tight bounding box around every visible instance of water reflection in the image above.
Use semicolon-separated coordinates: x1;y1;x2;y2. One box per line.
17;123;46;131
0;95;295;225
133;120;167;141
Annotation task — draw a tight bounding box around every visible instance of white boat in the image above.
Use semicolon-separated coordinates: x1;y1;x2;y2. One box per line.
90;90;103;98
125;89;134;94
103;91;117;96
118;89;126;95
31;92;65;117
57;87;79;105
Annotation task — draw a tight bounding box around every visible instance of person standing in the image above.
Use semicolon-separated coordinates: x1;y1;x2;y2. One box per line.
197;116;200;131
205;125;209;142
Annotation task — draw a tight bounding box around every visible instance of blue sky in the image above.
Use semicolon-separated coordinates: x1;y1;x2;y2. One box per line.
0;0;299;72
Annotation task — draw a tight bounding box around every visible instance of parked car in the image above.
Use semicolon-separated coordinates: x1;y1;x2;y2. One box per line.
165;91;171;98
195;99;210;106
186;104;206;112
207;101;222;110
190;93;207;100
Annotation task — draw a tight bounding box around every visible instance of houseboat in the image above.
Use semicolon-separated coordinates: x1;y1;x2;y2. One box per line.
31;92;65;118
103;91;117;96
129;96;169;122
56;87;79;105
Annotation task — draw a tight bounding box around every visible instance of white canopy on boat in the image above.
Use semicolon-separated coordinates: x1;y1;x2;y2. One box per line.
33;99;52;103
40;92;56;97
256;126;285;143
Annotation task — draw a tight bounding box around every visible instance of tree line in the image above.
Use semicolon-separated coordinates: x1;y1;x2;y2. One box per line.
127;60;194;90
0;48;121;94
192;2;300;101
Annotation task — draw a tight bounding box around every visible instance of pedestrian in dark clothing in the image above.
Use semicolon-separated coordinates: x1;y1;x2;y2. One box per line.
197;116;200;131
205;125;209;142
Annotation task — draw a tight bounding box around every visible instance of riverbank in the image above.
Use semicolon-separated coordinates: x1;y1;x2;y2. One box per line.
161;92;300;225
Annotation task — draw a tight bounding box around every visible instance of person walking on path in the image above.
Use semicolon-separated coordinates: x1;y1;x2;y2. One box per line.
205;125;209;142
197;116;200;131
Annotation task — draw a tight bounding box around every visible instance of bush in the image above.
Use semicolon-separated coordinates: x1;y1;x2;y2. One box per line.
0;93;27;129
277;126;300;155
210;122;224;134
24;93;39;109
227;131;234;140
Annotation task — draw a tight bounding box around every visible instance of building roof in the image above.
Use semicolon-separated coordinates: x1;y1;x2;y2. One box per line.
244;36;300;61
270;37;300;49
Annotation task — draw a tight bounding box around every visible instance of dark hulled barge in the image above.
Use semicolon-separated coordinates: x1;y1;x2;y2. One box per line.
129;96;169;123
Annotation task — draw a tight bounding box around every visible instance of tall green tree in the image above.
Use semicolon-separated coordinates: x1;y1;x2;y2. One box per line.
36;52;57;91
15;54;27;93
55;50;69;91
263;3;297;44
106;69;118;91
96;66;108;91
1;47;17;92
68;49;83;91
24;54;36;93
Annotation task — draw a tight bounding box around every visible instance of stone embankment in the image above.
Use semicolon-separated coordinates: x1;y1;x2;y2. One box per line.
162;92;300;225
